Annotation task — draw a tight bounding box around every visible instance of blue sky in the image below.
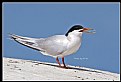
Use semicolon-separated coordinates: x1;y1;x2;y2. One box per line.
3;2;120;73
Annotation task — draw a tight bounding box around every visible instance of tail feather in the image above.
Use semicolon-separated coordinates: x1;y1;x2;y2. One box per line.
9;33;40;51
9;33;31;40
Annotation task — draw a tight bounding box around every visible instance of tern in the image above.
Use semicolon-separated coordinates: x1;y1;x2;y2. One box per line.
9;25;95;68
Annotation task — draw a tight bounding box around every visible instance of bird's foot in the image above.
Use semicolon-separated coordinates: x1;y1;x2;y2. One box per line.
62;66;69;69
58;65;69;69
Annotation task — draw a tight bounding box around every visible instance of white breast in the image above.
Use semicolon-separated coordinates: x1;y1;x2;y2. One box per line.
59;35;82;57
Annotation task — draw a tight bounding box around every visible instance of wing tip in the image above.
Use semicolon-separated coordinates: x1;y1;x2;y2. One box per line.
8;33;17;40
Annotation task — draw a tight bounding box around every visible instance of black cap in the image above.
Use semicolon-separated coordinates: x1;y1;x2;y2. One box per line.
65;25;84;36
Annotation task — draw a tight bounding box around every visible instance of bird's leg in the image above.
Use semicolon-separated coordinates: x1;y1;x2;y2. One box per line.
62;57;67;68
56;57;61;67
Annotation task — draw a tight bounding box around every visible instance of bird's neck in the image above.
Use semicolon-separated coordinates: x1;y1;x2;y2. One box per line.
66;33;82;52
67;33;82;42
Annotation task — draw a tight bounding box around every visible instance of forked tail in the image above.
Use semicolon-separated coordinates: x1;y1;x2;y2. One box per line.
9;33;40;51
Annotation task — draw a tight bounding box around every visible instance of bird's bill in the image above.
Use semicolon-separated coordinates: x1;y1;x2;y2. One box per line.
82;28;96;34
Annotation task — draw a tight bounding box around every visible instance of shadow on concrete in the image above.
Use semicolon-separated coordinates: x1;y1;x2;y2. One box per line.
30;61;106;74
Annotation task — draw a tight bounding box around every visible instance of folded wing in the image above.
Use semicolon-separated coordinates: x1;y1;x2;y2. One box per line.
9;33;43;51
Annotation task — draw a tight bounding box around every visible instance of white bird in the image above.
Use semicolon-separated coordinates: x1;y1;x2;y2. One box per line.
9;25;95;68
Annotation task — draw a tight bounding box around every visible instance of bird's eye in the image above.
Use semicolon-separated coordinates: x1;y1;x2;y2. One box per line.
79;29;83;32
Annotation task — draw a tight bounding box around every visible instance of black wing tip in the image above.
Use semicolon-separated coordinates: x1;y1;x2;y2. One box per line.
8;33;17;40
8;33;40;51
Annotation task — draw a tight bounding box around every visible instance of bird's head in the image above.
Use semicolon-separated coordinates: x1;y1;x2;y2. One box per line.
65;25;96;37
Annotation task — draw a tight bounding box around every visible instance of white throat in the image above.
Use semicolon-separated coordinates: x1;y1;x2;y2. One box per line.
67;30;83;40
63;31;82;57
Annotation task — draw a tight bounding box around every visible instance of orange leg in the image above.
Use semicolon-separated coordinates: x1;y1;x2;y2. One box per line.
56;57;61;67
62;57;66;68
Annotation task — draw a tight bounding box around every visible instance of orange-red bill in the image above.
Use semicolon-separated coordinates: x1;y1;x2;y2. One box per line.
80;28;96;34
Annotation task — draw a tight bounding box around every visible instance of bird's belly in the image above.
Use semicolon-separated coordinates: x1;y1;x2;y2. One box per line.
60;42;81;57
